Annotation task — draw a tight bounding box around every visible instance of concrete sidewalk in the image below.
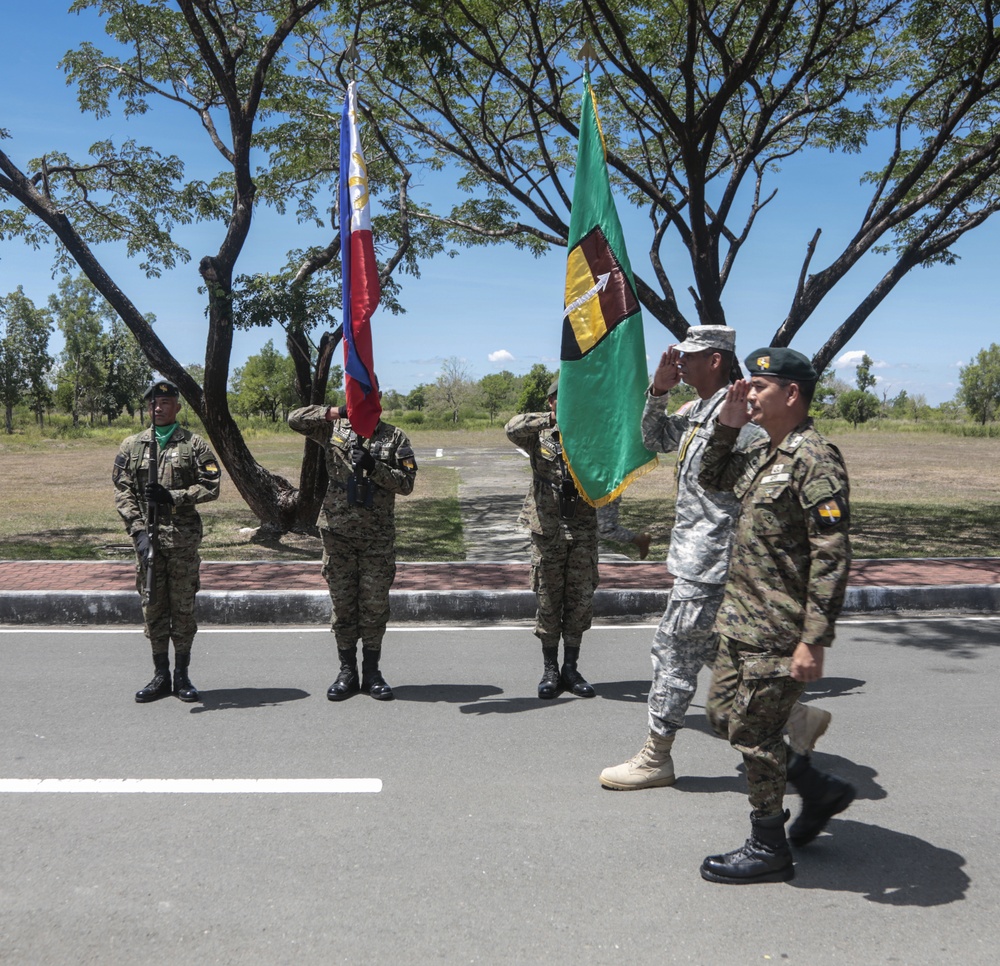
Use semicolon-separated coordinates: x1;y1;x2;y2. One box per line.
1;556;999;624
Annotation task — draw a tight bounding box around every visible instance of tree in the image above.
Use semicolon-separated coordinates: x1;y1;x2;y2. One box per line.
48;275;111;426
838;388;881;427
104;318;152;421
0;0;440;532
345;0;1000;372
516;363;556;413
855;354;877;393
480;370;517;423
406;384;428;411
958;343;1000;424
429;356;477;423
0;287;53;433
231;340;297;422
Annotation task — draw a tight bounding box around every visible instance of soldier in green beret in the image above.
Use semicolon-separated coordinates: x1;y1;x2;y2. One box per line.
113;378;221;703
697;347;855;884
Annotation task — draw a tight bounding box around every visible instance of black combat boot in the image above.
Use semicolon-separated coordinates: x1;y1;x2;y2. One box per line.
786;751;856;847
538;645;561;699
327;647;360;701
135;653;172;703
361;649;394;701
172;653;199;702
560;645;596;697
700;810;795;884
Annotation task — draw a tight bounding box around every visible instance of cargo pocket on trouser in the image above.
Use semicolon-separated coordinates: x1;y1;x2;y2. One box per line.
730;652;805;815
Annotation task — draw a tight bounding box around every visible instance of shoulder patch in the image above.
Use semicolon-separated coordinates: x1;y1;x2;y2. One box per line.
812;496;847;529
200;458;222;481
112;451;129;484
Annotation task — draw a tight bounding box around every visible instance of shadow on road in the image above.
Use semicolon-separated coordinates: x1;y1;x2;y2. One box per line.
391;683;504;703
189;687;310;712
791;818;969;906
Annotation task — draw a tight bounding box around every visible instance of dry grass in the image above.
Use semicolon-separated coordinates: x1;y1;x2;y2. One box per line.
1;425;997;560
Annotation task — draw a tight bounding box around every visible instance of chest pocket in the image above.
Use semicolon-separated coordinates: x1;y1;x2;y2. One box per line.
751;478;793;536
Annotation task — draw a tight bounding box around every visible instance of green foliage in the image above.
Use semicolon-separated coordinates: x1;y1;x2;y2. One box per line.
855;354;877;393
837;389;881;427
516;363;556;413
0;286;53;433
230;339;298;422
958;343;1000;424
479;370;517;424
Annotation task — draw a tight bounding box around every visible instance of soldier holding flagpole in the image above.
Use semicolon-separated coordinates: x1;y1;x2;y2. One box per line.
289;75;417;702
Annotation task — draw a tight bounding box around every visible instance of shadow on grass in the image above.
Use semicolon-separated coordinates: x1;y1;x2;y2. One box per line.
397;497;464;560
1;530;117;560
852;501;1000;558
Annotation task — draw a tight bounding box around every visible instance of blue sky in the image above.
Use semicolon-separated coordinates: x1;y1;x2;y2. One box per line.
2;3;998;406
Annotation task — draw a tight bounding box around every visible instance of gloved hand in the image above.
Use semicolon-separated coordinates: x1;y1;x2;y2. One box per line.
145;482;174;505
351;445;376;472
132;531;151;558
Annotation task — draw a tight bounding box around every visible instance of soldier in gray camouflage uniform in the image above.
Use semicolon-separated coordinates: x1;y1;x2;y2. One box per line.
697;347;855;885
506;378;599;699
600;327;828;792
288;403;417;701
113;378;221;703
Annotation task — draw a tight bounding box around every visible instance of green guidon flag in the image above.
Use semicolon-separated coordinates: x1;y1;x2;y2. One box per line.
558;72;657;506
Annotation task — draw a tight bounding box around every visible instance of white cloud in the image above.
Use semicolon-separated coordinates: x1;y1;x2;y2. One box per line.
833;350;867;368
488;349;515;363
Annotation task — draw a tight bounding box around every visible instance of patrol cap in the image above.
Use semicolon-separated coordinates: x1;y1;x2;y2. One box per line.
744;347;818;383
142;378;180;401
674;325;736;354
547;376;559;397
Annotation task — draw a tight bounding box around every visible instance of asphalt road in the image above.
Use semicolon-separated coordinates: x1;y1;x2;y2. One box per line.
2;617;998;965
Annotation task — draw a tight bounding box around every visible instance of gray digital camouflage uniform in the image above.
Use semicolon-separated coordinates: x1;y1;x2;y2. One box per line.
505;412;599;648
699;417;851;816
288;406;417;651
596;495;636;544
113;426;221;656
641;387;764;738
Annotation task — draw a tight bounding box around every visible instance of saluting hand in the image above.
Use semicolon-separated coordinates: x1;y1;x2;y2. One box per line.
651;349;682;395
717;380;752;429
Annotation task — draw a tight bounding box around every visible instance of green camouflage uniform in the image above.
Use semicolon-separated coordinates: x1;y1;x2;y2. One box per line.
699;418;851;816
113;426;221;656
505;412;599;647
288;407;417;651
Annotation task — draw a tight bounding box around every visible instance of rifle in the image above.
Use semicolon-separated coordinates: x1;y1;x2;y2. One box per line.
145;401;159;607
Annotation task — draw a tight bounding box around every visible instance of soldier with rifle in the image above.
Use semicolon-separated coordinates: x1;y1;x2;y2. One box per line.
288;401;417;702
113;378;221;703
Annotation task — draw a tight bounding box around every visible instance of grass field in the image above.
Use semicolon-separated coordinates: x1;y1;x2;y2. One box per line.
1;424;997;561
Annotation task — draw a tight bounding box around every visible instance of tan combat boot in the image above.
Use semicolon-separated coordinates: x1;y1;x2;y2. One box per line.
785;702;832;755
599;733;676;790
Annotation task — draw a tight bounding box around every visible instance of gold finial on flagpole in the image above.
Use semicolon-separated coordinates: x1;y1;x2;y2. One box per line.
577;40;599;73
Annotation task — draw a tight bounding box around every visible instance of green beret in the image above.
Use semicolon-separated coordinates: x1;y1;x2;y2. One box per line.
547;376;559;397
744;347;817;383
142;378;180;401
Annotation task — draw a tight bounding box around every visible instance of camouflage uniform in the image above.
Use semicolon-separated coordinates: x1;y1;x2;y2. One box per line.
641;388;764;738
699;417;851;816
113;425;221;657
505;412;598;648
287;406;417;651
596;495;636;544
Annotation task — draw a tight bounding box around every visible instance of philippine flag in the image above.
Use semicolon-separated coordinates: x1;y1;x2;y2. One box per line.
339;80;382;438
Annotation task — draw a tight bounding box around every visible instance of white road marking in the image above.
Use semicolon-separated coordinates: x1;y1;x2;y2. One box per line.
0;778;381;794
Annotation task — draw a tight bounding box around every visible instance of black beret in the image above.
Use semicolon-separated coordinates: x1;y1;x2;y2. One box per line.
744;347;818;383
547;376;559;397
142;379;180;401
